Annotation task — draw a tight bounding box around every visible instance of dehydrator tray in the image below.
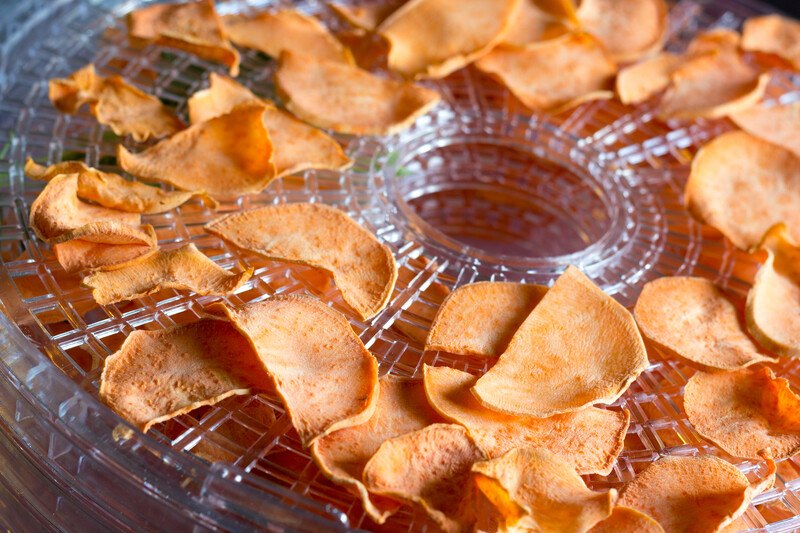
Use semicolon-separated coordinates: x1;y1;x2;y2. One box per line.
1;0;799;531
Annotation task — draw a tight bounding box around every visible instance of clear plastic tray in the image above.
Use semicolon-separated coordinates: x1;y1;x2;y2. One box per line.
0;0;799;531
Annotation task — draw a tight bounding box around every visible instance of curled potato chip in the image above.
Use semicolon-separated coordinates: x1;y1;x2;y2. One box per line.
475;33;617;114
685;366;800;460
577;0;668;63
330;2;405;32
424;365;629;475
207;296;379;446
426;282;547;357
312;377;443;524
54;240;157;274
52;220;157;247
363;423;485;533
747;224;800;357
127;0;239;75
24;158;88;182
616;53;682;105
743;14;800;69
472;266;648;418
377;0;521;79
685;130;800;250
501;0;575;46
118;103;275;199
188;74;351;177
223;10;352;64
731;102;800;159
100;319;270;432
275;51;440;135
473;447;617;533
82;243;252;305
634;277;775;370
589;507;664;533
206;203;397;320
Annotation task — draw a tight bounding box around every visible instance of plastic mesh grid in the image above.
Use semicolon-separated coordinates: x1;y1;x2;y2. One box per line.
2;0;800;531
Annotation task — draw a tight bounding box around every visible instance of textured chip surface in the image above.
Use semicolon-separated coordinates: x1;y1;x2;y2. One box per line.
589;506;665;533
616;53;682;105
577;0;668;63
731;102;800;160
743;14;800;69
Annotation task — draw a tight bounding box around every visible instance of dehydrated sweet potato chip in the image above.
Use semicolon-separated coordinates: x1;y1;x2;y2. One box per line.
616;53;682;105
589;506;664;533
363;423;485;533
634;277;775;370
747;224;800;357
377;0;521;79
618;455;774;533
426;282;547;357
83;243;252;305
424;366;629;475
312;377;443;524
501;0;575;46
685;367;800;460
223;10;353;64
472;266;648;418
187;74;351;177
127;0;240;76
475;33;617;114
100;319;270;432
54;240;157;274
577;0;668;63
330;2;405;32
275;51;440;135
118;103;275;199
207;296;379;446
24;158;88;182
684;130;800;250
205;203;397;320
743;14;800;69
731;102;800;159
686;28;742;55
52;220;157;248
473;447;617;533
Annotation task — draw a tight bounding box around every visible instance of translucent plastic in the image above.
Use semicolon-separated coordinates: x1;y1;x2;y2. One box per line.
1;0;800;531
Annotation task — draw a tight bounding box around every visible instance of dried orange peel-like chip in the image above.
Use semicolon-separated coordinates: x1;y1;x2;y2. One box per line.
685;130;800;251
223;10;353;64
731;102;800;160
275;51;440;135
127;0;240;76
54;240;158;274
501;0;575;47
188;74;351;177
206;203;397;320
363;423;485;533
747;224;800;357
330;1;405;32
425;282;547;357
634;277;775;370
577;0;668;63
100;319;271;432
82;243;253;305
473;266;648;418
685;367;800;460
616;53;682;105
207;296;379;446
475;32;617;114
312;377;443;524
589;507;665;533
423;365;629;475
118;103;276;199
473;447;617;533
743;14;800;69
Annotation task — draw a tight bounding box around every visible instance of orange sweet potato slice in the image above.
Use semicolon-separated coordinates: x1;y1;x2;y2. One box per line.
425;282;547;357
616;53;682;105
501;0;575;47
472;266;648;418
330;2;405;32
423;365;628;475
54;240;158;274
311;377;443;524
731;102;800;159
576;0;668;63
686;28;742;55
589;507;664;533
742;14;800;69
205;203;397;320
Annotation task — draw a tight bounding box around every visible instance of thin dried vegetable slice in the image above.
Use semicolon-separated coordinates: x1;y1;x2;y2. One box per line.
54;240;157;274
423;365;629;475
82;243;252;305
616;53;682;105
472;266;648;418
311;377;443;524
207;296;379;446
275;51;440;135
576;0;668;63
100;319;271;432
362;423;485;533
223;10;353;64
475;33;617;114
589;507;665;533
377;0;521;79
501;0;576;46
742;14;800;69
52;220;157;247
205;203;397;320
730;102;800;159
747;224;800;357
618;455;775;533
472;447;617;533
686;28;742;55
24;158;88;182
127;0;240;76
685;367;800;460
187;74;351;177
330;2;405;32
684;130;800;250
634;276;775;370
426;282;547;357
118;103;276;199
